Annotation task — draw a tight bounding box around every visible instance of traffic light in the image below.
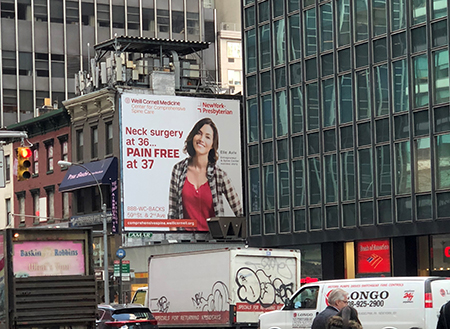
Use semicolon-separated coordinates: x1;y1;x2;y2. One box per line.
17;147;32;181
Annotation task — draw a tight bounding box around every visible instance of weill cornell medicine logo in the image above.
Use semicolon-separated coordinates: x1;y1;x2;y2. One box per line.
125;97;131;104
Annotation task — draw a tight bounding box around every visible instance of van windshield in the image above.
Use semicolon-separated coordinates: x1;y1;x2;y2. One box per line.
291;286;319;309
132;290;147;306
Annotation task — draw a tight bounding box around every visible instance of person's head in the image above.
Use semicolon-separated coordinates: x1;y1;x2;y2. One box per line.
327;288;349;310
184;118;219;164
337;306;361;325
327;315;362;329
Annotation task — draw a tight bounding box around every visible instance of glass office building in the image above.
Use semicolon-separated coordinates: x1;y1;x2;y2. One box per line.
243;0;450;279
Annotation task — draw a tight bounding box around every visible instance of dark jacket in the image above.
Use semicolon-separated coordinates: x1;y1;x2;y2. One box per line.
312;306;339;329
437;301;450;329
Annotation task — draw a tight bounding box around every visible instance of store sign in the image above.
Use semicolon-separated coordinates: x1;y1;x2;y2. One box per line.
356;240;391;274
445;247;450;257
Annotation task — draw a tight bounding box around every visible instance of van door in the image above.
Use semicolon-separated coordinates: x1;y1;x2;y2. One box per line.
428;278;450;329
286;285;321;329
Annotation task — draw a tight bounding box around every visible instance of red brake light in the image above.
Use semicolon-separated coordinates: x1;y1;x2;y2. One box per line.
425;292;433;308
105;319;158;327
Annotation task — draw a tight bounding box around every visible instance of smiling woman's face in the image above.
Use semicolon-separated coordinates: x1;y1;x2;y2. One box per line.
193;124;214;156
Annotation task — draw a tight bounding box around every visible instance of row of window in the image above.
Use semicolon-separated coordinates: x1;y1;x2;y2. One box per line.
2;51;65;78
0;0;200;35
16;186;69;224
249;191;450;235
76;123;113;162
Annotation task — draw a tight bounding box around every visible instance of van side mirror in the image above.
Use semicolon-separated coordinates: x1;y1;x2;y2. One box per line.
284;298;293;310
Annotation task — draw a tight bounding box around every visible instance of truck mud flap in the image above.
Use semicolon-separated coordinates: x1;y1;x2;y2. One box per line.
13;275;97;328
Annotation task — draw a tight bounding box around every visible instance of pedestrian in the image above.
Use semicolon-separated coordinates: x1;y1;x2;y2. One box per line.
311;288;349;329
327;306;362;329
437;300;450;329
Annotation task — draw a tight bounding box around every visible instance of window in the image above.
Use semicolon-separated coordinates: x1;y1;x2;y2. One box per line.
35;0;47;21
61;139;68;161
46;142;54;172
1;2;15;19
50;0;63;23
45;187;55;220
436;134;450;189
35;53;49;77
112;5;125;28
228;70;242;85
97;4;110;27
227;42;242;59
91;126;98;158
18;193;25;224
415;138;431;192
5;198;11;226
324;154;337;203
81;2;94;26
33;148;39;175
76;189;85;213
66;0;79;24
273;19;285;66
62;192;69;219
32;191;40;224
249;168;260;212
106;123;113;154
5;155;10;182
76;130;84;161
293;160;305;206
157;9;169;33
2;50;16;75
128;6;140;31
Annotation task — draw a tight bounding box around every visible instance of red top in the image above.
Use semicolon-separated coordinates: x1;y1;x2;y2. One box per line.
182;178;215;231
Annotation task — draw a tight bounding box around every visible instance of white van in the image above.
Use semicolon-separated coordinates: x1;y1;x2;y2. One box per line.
259;277;450;329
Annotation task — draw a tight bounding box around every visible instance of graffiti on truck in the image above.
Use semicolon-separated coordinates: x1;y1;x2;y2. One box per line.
236;257;296;307
150;295;170;313
191;281;230;311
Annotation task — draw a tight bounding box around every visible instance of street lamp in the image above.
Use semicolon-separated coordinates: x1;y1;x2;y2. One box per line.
58;160;110;305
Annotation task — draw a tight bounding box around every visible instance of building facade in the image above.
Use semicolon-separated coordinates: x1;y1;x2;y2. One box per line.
242;0;450;279
0;0;242;128
8;107;72;228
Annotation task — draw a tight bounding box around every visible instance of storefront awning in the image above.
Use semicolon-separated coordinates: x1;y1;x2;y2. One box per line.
59;157;118;192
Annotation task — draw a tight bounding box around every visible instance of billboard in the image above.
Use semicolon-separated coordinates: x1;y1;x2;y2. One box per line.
356;239;391;275
120;93;242;231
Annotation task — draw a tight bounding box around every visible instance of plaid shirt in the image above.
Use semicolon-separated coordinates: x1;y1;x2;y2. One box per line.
168;158;243;219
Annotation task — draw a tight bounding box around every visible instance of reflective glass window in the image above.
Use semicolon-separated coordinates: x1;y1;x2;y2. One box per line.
413;54;429;108
275;67;286;89
273;0;284;17
372;0;387;36
355;43;369;68
395;141;411;194
322;78;336;127
374;65;389;116
397;197;412;222
245;6;255;28
260;25;271;69
264;213;276;234
414;110;429;136
341;151;355;201
259;1;269;22
412;27;427;53
306;58;317;81
437;192;450;218
263;165;275;210
294;209;306;231
356;69;371;119
416;194;432;220
292;135;304;158
247;75;257;96
411;0;426;25
339;74;353;124
324;154;337;203
373;38;387;64
337;0;351;46
322;53;334;77
433;0;447;19
391;0;406;31
343;203;356;226
309;157;322;204
277;139;288;160
324;129;336;152
415;138;431;192
320;3;333;52
360;201;374;225
392;59;409;112
341;126;353;149
248;145;259;166
274;19;286;66
250;214;261;235
249;168;260;212
289;14;301;60
392;32;407;58
378;199;392;223
358;122;371;146
326;206;338;228
436;134;450;189
354;0;369;41
339;48;351;72
435;106;450;132
291;87;304;133
247;98;259;142
394;114;409;139
376;118;390;143
377;145;392;196
432;20;448;48
245;30;256;73
278;163;290;208
307;83;319;130
263;142;274;163
293;160;305;206
289;0;300;13
276;91;288;136
291;62;302;85
434;49;449;105
308;133;320;155
261;71;272;93
310;207;322;230
359;149;373;199
279;211;291;233
304;8;317;56
262;95;273;139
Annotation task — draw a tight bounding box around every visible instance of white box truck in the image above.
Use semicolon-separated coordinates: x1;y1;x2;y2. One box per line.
259;276;450;329
133;247;301;329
